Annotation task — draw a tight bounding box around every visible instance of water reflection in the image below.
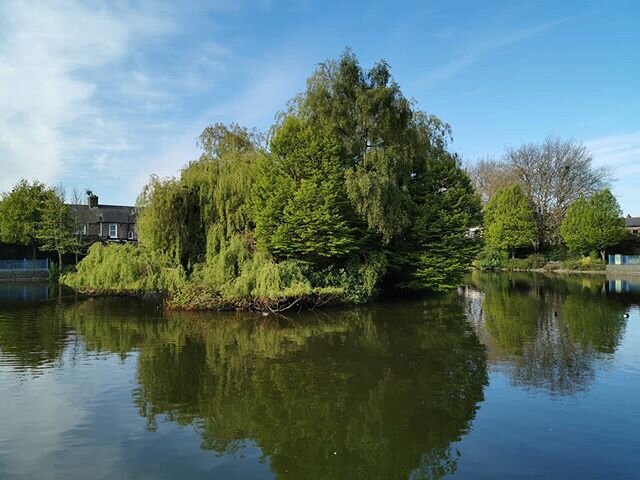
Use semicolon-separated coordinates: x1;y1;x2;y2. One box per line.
0;281;53;302
63;298;487;479
465;272;629;396
1;273;638;478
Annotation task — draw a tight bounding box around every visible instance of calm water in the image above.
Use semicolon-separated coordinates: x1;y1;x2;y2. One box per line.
1;273;639;479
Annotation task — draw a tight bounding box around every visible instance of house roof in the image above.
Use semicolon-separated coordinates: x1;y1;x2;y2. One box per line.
625;217;640;228
70;204;136;224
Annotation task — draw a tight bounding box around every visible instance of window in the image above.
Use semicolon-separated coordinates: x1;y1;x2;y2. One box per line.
633;229;639;236
128;230;134;240
109;224;118;238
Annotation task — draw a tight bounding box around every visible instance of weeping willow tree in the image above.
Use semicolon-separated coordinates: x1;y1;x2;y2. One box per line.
63;51;482;310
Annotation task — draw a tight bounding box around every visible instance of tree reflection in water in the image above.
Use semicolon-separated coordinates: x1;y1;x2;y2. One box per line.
465;272;628;396
59;297;488;480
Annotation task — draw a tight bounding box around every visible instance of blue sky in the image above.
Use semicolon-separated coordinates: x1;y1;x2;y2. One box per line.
1;0;638;213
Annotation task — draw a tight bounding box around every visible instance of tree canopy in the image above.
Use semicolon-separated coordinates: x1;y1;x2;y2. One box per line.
468;137;611;250
483;185;537;257
560;189;627;259
0;179;52;257
64;51;483;310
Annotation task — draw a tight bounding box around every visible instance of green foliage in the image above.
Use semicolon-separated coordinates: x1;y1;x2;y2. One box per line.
0;179;51;251
253;117;361;262
475;248;507;271
68;51;485;309
400;156;483;291
484;185;537;255
503;254;546;271
62;243;186;294
292;50;450;242
561;189;627;258
560;254;605;271
36;188;77;268
136;123;261;269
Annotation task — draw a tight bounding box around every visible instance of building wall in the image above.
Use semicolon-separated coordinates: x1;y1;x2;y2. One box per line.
84;222;137;241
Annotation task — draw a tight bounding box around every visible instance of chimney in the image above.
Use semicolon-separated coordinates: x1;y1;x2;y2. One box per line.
87;190;99;208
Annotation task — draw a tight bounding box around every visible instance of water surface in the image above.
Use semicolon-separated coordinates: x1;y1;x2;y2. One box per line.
0;272;639;479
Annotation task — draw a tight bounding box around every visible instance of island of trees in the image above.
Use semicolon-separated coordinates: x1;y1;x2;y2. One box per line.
0;51;635;310
64;52;484;310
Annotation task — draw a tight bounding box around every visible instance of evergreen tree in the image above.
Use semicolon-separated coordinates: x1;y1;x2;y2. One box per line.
561;189;627;260
399;156;483;291
253;116;361;263
484;185;537;257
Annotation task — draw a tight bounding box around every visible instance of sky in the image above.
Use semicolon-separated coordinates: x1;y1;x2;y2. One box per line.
0;0;638;213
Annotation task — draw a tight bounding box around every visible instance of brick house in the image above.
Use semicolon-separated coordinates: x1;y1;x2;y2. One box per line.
70;192;137;242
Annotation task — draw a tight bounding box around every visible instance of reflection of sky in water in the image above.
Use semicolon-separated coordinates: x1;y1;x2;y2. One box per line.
1;273;640;479
0;348;271;480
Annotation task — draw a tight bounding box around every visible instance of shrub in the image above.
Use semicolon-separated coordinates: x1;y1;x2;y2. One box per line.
560;253;605;271
504;254;546;271
61;243;186;294
475;248;507;271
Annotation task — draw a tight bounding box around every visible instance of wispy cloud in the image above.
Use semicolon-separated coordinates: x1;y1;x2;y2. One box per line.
419;17;571;86
586;130;640;214
0;0;233;197
0;0;174;191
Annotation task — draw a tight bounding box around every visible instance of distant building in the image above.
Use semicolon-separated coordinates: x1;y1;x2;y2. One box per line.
69;192;137;242
624;215;640;236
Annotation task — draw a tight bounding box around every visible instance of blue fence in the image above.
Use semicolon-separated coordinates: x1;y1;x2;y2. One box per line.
0;259;49;271
608;255;640;265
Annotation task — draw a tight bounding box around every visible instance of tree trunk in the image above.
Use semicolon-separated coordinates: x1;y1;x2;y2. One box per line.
600;250;606;262
58;251;63;271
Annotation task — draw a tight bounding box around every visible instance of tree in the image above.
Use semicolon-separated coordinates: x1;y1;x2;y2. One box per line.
0;179;51;259
67;51;488;307
253;116;361;263
36;188;77;270
561;189;627;260
484;185;537;257
466;157;516;204
505;136;611;248
399;156;483;291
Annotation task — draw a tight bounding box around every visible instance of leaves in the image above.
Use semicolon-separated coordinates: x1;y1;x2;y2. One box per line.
561;189;627;257
484;185;537;255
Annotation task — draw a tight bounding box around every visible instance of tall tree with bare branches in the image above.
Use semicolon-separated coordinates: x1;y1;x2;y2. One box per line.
504;136;611;248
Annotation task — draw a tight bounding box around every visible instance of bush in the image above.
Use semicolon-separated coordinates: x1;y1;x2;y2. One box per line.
61;243;187;294
560;253;605;271
475;248;507;271
504;254;546;271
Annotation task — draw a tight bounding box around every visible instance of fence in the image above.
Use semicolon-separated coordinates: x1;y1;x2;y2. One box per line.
0;259;49;271
608;255;640;265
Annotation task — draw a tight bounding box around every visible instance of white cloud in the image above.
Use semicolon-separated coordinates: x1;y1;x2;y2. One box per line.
418;17;572;86
0;0;175;192
586;130;640;215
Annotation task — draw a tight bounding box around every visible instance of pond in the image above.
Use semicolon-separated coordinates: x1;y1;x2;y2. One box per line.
0;272;639;479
